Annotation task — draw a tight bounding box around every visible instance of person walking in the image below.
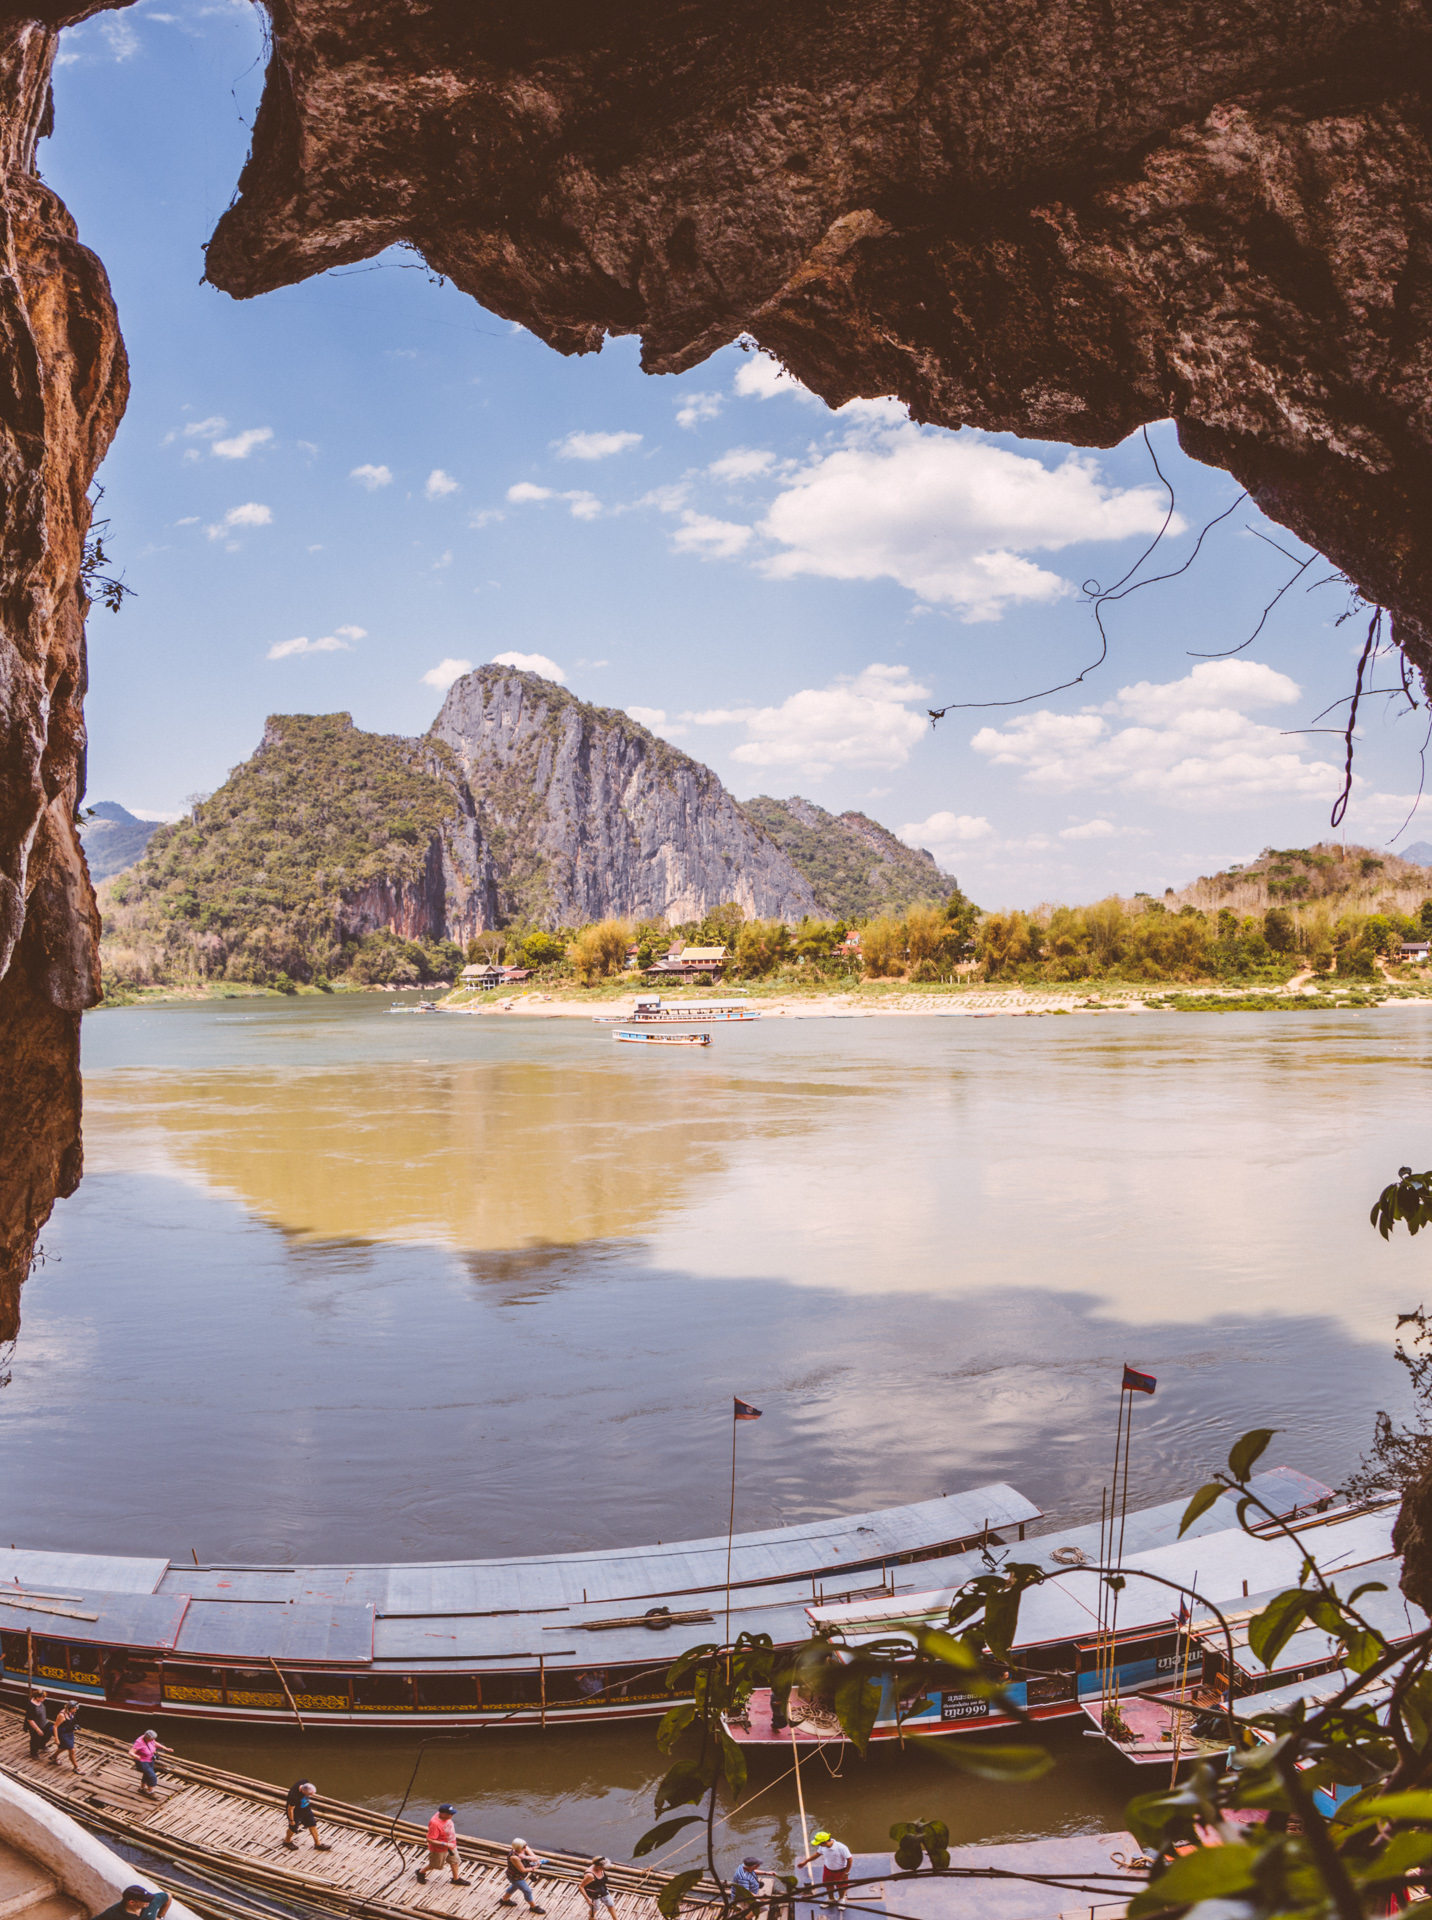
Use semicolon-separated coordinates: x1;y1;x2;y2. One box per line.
283;1781;332;1852
51;1702;80;1772
796;1832;852;1908
129;1730;168;1798
498;1838;546;1912
24;1691;51;1761
580;1857;616;1919
416;1804;469;1886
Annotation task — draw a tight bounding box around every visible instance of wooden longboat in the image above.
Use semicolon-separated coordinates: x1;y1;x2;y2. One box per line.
0;1489;1041;1732
612;1030;710;1046
727;1470;1390;1748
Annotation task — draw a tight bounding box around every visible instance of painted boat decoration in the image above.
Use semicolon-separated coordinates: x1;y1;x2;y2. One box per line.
0;1486;1041;1731
725;1469;1380;1748
613;1029;710;1046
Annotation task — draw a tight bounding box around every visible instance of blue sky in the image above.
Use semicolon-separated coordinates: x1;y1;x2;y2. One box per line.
47;0;1432;907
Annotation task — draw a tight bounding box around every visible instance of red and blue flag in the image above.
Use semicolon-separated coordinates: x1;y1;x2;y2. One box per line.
734;1397;763;1420
1122;1365;1156;1395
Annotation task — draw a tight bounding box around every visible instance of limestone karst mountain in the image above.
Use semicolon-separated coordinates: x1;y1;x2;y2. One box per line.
78;802;164;881
431;667;816;926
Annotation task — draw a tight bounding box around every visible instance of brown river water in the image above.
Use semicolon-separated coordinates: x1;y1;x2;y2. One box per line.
5;993;1429;1866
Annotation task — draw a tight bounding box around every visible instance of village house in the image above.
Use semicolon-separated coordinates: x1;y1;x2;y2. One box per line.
644;944;727;981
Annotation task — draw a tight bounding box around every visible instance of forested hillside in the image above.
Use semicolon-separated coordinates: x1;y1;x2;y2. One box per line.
740;795;947;917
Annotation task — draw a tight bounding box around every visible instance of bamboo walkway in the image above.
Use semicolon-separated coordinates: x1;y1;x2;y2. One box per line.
0;1706;698;1920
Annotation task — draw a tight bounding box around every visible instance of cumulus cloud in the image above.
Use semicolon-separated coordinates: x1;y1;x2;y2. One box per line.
732;353;817;402
212;427;273;459
350;463;393;490
425;468;460;498
671;511;752;559
676;392;723;429
757;424;1180;622
553;430;642;461
421;657;474;690
206;502;272;540
971;659;1340;810
899;813;993;867
708;448;780;483
182;416;227;439
688;663;930;780
268;625;362;661
627;704;689;739
492;650;568;684
507;481;602;518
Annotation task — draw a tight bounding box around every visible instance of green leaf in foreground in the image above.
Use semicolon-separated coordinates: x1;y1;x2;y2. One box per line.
1127;1844;1258;1917
1178;1481;1225;1535
1228;1426;1277;1482
656;1869;705;1917
1247;1587;1310;1669
632;1817;704;1859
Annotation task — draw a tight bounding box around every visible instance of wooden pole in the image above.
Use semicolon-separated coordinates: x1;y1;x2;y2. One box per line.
540;1654;546;1730
789;1725;811;1904
1168;1572;1197;1784
1109;1387;1136;1712
725;1407;739;1652
268;1657;305;1732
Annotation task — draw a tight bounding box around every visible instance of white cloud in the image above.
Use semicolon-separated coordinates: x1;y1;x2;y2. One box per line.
626;705;688;739
690;663;930;780
183;416;227;439
211;426;272;459
334;624;366;641
757;424;1180;622
268;632;353;660
554;430;642;461
971;660;1340;811
1059;819;1117;840
899;813;993;869
350;463;393;490
425;468;460;498
206;502;272;540
708;447;779;483
676;392;723;429
732;354;816;402
636;484;691;514
671;511;752;559
421;657;473;690
507;482;552;503
432;550;453;569
565;492;601;521
175;515;199;526
491;650;567;684
506;482;601;518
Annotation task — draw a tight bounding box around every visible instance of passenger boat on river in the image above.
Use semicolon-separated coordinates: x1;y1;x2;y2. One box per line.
725;1468;1381;1747
0;1487;1038;1731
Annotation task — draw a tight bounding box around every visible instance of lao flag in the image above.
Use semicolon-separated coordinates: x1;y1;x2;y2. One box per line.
1123;1365;1156;1396
734;1397;763;1420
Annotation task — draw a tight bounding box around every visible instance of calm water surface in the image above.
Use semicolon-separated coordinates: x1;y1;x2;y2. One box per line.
8;995;1431;1862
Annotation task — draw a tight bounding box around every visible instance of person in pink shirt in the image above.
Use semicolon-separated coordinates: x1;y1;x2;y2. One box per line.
129;1729;167;1797
416;1804;469;1886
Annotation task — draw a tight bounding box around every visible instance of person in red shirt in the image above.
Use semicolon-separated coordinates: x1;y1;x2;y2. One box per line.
417;1804;469;1886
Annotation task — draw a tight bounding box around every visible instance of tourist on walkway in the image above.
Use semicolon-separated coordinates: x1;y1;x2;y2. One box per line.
796;1832;852;1907
51;1702;80;1772
416;1804;469;1885
284;1781;332;1851
498;1838;546;1911
130;1730;168;1797
24;1691;50;1760
580;1857;616;1918
94;1886;169;1920
731;1857;763;1902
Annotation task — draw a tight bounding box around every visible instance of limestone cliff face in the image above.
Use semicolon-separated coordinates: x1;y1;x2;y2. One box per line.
0;10;128;1340
431;669;817;927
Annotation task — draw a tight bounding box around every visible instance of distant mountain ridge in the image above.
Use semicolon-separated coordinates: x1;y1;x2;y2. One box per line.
740;794;948;918
80;802;162;881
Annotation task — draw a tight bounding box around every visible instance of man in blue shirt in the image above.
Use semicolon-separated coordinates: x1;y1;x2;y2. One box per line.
732;1858;763;1902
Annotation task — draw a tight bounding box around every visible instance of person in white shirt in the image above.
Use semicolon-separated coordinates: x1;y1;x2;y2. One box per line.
797;1832;852;1907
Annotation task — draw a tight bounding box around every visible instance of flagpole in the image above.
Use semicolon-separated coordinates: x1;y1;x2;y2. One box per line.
725;1403;739;1650
1102;1384;1127;1711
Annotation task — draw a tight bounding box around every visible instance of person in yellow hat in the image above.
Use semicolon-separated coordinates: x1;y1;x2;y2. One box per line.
797;1832;852;1907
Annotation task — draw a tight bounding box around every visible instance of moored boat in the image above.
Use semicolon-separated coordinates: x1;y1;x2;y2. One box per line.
613;1029;710;1046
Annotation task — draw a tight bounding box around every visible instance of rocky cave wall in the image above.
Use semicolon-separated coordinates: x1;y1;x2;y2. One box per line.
6;0;1432;1339
0;1;126;1340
